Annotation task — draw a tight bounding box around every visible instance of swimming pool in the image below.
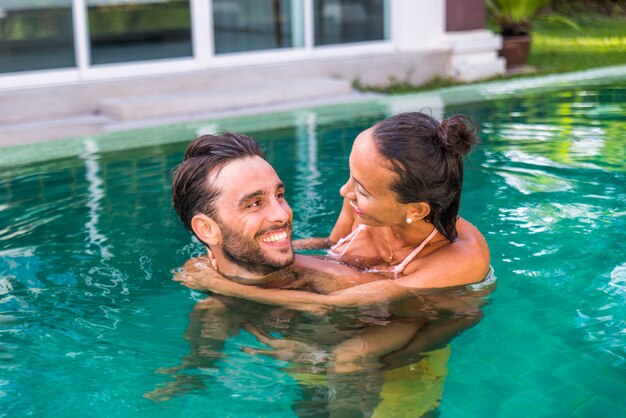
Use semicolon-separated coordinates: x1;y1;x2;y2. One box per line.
1;70;625;417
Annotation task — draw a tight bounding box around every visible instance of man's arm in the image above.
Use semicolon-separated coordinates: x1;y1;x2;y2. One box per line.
144;297;242;402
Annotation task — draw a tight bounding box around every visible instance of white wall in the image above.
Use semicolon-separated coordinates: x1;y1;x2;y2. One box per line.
391;0;446;51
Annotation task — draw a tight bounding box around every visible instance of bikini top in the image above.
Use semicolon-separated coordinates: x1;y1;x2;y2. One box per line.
328;224;439;275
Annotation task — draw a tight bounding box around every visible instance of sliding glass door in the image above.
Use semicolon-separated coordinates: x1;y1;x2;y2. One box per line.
0;0;391;79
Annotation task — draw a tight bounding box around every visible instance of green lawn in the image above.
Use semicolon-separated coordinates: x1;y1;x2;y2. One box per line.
529;13;626;72
357;11;626;94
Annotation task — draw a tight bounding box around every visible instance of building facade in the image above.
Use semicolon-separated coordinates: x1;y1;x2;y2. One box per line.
0;0;504;90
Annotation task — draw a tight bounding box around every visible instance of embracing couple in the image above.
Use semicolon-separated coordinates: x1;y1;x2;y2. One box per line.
174;110;490;302
153;111;494;414
171;110;492;367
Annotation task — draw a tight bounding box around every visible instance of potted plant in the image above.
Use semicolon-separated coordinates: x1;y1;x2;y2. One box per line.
487;0;550;69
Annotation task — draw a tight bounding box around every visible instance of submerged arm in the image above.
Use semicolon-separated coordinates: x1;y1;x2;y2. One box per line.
144;297;241;402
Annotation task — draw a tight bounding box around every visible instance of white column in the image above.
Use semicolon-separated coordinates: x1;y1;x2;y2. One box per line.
391;0;446;51
303;0;314;51
72;0;90;77
191;0;213;64
291;0;305;48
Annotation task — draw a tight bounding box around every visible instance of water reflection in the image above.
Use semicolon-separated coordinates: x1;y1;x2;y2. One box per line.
81;138;112;261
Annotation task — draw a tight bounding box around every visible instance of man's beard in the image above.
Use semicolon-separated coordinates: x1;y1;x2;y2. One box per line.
219;221;294;276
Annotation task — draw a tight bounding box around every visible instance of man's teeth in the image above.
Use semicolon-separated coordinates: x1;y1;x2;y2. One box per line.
260;231;288;243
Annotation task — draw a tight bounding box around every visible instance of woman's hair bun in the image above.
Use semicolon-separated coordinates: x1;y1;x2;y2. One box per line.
436;115;480;157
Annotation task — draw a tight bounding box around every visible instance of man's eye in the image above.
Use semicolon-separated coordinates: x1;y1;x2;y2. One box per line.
277;192;285;199
247;201;261;208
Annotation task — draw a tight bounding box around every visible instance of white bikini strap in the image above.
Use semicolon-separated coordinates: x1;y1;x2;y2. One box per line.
393;228;438;275
330;224;366;257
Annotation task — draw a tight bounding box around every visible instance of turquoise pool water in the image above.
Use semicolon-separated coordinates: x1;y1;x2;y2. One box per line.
1;75;625;417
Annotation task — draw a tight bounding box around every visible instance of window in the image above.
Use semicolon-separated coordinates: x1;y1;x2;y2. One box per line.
0;1;75;73
87;0;193;65
213;0;304;54
314;0;387;46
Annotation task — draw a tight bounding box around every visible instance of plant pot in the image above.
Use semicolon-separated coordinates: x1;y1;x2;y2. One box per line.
499;35;531;70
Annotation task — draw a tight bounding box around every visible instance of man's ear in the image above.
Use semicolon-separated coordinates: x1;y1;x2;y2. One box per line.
406;202;431;223
191;214;221;246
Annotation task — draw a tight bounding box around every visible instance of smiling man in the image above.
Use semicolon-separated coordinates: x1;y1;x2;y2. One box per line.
171;132;371;298
172;132;301;284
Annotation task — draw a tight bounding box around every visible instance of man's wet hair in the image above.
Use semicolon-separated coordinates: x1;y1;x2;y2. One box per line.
171;132;265;232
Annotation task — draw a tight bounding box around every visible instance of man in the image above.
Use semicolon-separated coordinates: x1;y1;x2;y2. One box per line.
148;132;385;413
171;131;368;297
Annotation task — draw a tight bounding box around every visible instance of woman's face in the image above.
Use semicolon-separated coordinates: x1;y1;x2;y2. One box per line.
339;128;408;227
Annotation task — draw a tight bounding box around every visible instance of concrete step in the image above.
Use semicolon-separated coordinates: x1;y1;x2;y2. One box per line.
0;114;113;147
99;77;353;121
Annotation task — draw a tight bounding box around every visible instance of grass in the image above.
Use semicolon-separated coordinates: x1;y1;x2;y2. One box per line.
529;12;626;72
356;10;626;94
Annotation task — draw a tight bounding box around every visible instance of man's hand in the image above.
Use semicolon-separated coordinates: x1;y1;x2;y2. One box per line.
241;323;329;368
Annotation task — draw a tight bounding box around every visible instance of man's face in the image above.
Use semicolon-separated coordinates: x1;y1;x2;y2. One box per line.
212;156;294;276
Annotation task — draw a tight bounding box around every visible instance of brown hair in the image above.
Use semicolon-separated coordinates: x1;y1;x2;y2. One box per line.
373;112;479;241
171;133;265;232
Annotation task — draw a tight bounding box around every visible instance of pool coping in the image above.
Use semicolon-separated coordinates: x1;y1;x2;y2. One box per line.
1;64;625;170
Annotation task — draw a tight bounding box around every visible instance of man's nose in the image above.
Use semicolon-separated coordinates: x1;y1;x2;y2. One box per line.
268;198;291;224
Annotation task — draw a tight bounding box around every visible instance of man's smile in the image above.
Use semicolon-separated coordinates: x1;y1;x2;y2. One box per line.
257;228;291;246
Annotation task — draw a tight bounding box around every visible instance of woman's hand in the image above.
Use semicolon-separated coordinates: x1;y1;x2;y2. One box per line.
173;256;228;292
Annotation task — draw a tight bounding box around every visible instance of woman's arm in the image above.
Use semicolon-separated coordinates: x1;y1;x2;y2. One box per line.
328;197;358;243
292;198;357;251
292;237;331;251
175;267;410;310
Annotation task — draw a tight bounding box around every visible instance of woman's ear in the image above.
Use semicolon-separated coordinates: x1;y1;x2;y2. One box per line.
406;202;431;222
191;214;221;246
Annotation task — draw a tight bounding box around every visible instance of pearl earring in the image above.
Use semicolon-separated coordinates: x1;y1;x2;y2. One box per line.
405;217;413;224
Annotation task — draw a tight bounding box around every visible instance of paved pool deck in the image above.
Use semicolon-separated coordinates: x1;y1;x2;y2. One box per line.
1;64;625;155
0;50;450;148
